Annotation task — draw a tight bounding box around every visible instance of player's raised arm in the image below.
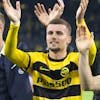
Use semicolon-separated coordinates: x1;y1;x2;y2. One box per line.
76;26;100;91
76;0;96;65
34;0;64;26
76;0;89;24
3;0;29;70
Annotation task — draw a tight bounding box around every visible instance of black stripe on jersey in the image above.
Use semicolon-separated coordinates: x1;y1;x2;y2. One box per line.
33;84;81;99
32;61;78;80
69;62;78;72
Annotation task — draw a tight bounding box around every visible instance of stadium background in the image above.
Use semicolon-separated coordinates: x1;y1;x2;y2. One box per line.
0;0;100;99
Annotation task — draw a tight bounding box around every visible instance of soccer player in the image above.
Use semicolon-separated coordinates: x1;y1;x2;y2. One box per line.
3;0;96;100
0;12;33;100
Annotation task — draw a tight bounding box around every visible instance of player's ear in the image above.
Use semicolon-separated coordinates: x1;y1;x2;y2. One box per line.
67;36;72;44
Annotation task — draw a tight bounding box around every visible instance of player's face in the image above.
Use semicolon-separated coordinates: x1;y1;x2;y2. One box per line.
46;24;71;52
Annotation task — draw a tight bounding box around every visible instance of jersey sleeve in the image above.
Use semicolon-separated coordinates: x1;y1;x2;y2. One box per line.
76;19;97;65
4;22;30;71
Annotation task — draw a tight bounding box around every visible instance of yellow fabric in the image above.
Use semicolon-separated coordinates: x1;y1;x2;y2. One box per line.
4;20;96;100
4;22;29;69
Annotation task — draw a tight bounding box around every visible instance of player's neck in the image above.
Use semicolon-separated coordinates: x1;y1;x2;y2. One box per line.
49;49;67;60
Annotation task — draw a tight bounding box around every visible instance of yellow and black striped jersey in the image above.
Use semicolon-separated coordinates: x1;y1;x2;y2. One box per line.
27;51;81;100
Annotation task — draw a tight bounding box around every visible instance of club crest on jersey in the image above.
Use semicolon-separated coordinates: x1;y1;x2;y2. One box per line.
60;67;69;77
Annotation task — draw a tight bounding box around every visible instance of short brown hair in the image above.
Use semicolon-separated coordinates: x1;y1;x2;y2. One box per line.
0;12;5;25
48;18;71;35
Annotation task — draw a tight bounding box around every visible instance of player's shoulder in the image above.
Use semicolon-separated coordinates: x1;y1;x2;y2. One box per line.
67;52;79;65
68;51;79;56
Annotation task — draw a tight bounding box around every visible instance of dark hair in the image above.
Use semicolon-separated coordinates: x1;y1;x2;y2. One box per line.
48;18;71;35
0;12;5;25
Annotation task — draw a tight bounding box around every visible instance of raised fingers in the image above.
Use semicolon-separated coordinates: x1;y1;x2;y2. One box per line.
34;3;46;15
81;0;89;10
57;0;64;13
57;0;64;9
16;1;21;13
53;3;60;11
48;8;52;15
3;0;12;11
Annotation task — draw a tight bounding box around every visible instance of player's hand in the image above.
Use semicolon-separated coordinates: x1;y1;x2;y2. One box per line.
34;0;64;26
76;0;89;24
34;3;49;26
49;0;64;22
76;26;93;54
3;0;21;25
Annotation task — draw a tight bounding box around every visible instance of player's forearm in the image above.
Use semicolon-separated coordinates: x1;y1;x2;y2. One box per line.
77;19;97;65
4;22;20;57
80;20;96;65
89;41;96;65
79;52;94;91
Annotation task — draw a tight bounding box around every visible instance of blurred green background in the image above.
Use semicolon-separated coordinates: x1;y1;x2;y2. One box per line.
82;91;93;100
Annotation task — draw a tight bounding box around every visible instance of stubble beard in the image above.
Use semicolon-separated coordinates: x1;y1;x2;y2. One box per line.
49;47;60;53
